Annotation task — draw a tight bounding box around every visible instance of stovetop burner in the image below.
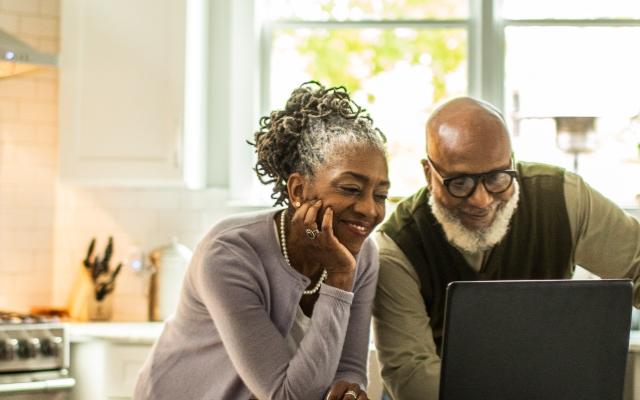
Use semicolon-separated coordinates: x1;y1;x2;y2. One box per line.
0;311;61;325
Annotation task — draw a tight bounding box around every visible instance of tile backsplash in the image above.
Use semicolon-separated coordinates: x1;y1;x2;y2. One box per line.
0;0;60;312
0;0;254;320
51;185;237;321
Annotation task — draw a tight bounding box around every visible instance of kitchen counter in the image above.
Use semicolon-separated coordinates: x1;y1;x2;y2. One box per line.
64;323;640;399
66;322;164;345
66;321;640;349
629;331;640;352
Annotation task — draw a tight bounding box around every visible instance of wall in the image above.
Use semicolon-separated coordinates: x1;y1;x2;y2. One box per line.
51;186;242;321
0;0;59;311
0;0;257;320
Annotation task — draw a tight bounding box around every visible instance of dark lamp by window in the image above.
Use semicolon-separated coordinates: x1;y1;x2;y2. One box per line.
554;116;597;172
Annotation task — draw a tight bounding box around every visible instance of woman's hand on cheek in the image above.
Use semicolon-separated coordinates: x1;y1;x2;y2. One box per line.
289;200;356;289
325;380;369;400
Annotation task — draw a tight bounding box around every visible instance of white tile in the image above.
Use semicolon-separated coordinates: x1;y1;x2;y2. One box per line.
155;210;202;233
40;0;59;17
0;78;37;99
37;37;58;53
172;230;201;250
33;208;54;229
35;79;57;101
9;229;49;252
0;208;37;228
28;68;57;81
137;189;182;210
35;123;57;145
34;251;53;269
0;250;34;272
0;0;40;14
113;298;148;321
14;272;51;299
0;14;19;32
89;188;142;210
12;33;39;48
0;161;29;185
19;16;57;37
18;101;56;123
30;145;57;167
24;187;56;208
0;101;19;119
180;188;227;210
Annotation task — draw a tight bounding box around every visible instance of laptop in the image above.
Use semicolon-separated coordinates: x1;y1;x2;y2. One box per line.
439;279;633;400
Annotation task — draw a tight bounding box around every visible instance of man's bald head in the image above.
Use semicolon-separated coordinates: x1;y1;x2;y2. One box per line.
426;97;511;168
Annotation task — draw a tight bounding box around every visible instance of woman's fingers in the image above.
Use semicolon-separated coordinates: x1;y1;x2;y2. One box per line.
290;200;312;224
324;381;367;400
325;380;349;400
341;383;365;400
321;206;334;237
303;199;322;229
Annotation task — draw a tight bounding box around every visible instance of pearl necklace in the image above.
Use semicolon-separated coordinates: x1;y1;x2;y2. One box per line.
280;209;328;295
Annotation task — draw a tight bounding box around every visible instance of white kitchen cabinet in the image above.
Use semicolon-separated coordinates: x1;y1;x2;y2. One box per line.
68;323;162;400
70;341;152;400
59;0;206;187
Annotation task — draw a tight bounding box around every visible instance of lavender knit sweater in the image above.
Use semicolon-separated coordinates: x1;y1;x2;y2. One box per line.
134;209;379;400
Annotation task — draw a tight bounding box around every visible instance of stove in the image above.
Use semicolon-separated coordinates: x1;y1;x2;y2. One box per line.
0;311;74;399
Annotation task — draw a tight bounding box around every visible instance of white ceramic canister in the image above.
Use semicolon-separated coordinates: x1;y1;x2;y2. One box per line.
149;238;193;321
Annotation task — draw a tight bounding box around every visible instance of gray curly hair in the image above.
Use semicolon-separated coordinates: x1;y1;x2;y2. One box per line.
249;81;387;206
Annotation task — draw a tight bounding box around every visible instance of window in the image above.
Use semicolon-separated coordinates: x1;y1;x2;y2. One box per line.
226;0;640;206
263;0;469;198
503;0;640;206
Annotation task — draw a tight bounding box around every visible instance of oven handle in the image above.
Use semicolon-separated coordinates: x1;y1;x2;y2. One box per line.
0;377;75;393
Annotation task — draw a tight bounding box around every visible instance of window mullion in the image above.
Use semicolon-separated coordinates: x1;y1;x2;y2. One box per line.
469;0;505;112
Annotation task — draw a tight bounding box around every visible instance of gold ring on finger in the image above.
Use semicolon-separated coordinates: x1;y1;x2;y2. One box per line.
344;390;358;399
305;228;320;240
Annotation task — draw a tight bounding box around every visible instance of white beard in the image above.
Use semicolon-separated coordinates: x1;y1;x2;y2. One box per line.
429;181;520;254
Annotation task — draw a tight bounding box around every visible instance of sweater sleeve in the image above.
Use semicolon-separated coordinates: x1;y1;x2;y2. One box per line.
332;239;380;389
372;231;441;400
564;172;640;306
195;239;354;400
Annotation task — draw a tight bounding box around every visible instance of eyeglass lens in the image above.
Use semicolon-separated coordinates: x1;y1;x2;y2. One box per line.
448;172;514;198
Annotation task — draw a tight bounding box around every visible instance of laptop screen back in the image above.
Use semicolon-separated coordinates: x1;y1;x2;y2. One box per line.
439;279;632;400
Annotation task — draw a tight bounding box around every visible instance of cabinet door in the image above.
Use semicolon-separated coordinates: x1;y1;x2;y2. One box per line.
70;340;153;400
105;343;153;398
60;0;187;186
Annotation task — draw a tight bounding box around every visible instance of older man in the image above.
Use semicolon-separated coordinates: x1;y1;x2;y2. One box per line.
373;97;640;400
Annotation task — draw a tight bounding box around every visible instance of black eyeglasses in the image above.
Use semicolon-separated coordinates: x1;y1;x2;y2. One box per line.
426;156;517;198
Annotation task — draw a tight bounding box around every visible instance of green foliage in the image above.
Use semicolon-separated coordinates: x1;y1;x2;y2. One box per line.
315;0;466;20
279;0;467;104
292;27;466;104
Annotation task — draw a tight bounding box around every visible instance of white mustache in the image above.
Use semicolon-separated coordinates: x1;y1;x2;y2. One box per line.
429;181;520;254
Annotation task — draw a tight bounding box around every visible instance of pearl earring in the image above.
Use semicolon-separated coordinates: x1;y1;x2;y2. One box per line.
294;201;301;208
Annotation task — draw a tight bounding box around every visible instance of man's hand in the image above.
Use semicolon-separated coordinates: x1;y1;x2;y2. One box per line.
325;380;369;400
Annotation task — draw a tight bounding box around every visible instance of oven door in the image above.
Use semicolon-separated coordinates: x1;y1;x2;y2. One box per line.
0;376;75;400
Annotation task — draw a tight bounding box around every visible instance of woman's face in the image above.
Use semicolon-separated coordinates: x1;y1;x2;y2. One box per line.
304;143;390;254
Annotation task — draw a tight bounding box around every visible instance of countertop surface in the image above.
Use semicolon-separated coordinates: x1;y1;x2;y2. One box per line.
66;321;164;344
65;322;640;352
629;331;640;352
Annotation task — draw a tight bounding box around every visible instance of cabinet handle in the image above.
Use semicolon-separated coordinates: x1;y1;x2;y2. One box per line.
174;121;183;169
0;377;75;393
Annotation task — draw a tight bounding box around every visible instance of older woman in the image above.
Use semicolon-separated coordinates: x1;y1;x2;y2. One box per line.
134;82;390;400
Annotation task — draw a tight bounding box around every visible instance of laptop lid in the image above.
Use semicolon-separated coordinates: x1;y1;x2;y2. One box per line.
439;279;632;400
